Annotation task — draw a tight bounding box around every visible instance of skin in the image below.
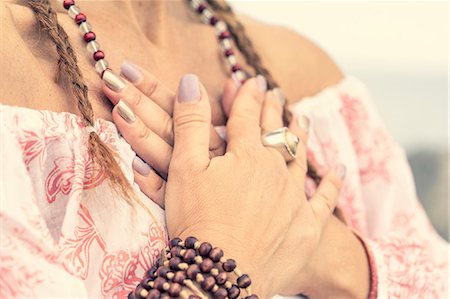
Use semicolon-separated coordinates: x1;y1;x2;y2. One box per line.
0;0;369;298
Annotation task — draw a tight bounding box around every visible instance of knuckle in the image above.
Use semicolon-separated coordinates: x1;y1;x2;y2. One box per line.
174;112;208;131
143;77;159;98
135;124;153;142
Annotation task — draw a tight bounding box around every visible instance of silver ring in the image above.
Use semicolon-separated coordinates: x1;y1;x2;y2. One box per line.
261;127;300;162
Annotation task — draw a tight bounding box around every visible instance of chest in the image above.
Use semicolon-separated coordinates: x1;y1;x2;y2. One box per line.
3;3;239;124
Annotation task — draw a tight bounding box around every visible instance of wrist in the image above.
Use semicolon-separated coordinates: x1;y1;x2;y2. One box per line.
302;216;370;299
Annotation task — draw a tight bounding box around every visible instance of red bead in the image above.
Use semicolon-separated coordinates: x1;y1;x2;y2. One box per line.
93;50;105;61
173;271;186;285
213;288;228;299
219;31;231;40
183;248;196;264
185;236;198;249
147;289;161;299
198;242;212;257
210;16;218;25
224;49;234;57
222;259;236;272
63;0;74;9
201;276;215;291
200;258;214;273
83;32;96;42
231;65;242;73
237;274;251;288
228;285;240;299
197;4;206;13
75;13;86;25
209;247;224;262
215;272;227;285
168;283;182;297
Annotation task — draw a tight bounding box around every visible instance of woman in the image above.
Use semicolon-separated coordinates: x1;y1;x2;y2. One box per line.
0;0;447;298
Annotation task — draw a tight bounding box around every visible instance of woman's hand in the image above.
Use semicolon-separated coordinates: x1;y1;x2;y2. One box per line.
163;74;344;297
102;62;226;207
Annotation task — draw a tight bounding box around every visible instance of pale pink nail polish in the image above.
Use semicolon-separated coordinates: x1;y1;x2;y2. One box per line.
121;60;142;83
132;156;151;177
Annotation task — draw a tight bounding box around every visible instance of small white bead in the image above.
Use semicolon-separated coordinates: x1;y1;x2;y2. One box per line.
68;5;81;18
215;21;227;34
95;59;109;75
79;21;92;35
233;70;247;82
190;0;201;10
227;55;238;67
220;38;232;50
200;9;213;24
86;40;100;53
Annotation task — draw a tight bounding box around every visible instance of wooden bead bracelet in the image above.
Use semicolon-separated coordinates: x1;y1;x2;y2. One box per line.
128;237;259;299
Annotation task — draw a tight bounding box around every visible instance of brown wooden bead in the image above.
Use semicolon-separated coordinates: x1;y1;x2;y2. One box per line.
169;237;182;248
198;242;212;257
201;276;216;291
186;264;200;280
185;236;198;249
209;247;224;262
156;266;171;278
168;283;182;298
222;259;236;272
173;271;186;285
140;278;152;290
145;265;158;279
153;277;167;291
213;287;228;299
169;257;182;271
134;285;148;299
127;292;135;299
183;248;196;264
244;296;259;299
170;246;183;258
237;274;252;288
227;285;240;299
200;258;214;273
215;272;227;285
146;289;161;299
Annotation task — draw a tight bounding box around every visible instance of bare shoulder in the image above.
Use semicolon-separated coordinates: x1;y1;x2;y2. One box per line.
239;16;343;102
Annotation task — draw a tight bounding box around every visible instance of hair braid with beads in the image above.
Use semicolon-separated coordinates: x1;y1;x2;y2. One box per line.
26;0;136;202
26;0;320;201
208;0;321;183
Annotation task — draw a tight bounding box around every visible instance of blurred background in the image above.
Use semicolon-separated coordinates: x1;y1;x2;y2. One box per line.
232;1;448;240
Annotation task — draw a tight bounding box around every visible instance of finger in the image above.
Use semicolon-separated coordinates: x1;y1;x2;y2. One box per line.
120;60;175;114
132;156;166;209
102;69;174;145
260;89;284;132
172;74;211;171
222;78;239;118
113;100;172;177
227;75;267;150
287;114;310;184
309;165;346;226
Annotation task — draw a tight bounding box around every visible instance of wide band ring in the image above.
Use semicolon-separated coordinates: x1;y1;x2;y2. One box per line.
261;127;300;162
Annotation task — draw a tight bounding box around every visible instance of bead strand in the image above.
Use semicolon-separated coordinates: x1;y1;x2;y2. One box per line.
130;237;259;299
61;0;109;77
188;0;248;84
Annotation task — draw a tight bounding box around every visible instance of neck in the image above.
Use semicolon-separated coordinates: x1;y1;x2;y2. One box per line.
73;0;192;45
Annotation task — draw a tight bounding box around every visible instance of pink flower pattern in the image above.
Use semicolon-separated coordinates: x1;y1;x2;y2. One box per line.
0;78;447;298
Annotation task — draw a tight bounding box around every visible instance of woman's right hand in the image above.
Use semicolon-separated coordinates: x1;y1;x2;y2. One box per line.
162;74;345;297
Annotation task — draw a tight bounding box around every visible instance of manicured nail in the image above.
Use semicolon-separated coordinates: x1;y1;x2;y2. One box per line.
103;69;126;91
116;99;136;123
232;73;242;89
178;74;201;103
272;88;286;106
121;60;142;83
335;164;347;180
256;75;267;92
132;156;151;176
297;115;310;132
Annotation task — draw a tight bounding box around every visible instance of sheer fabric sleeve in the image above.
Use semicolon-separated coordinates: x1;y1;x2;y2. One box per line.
290;77;449;298
0;122;89;298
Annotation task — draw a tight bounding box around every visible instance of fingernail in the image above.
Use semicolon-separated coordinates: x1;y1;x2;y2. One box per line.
121;60;142;83
116;99;136;123
256;75;267;92
132;156;151;177
103;69;126;92
335;164;347;180
272;88;286;106
178;74;201;103
297;115;310;132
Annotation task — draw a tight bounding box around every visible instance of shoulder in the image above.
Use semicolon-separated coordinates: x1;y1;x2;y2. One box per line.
239;16;343;102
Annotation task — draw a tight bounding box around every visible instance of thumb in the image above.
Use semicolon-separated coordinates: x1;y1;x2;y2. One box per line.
172;74;211;171
310;164;346;227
